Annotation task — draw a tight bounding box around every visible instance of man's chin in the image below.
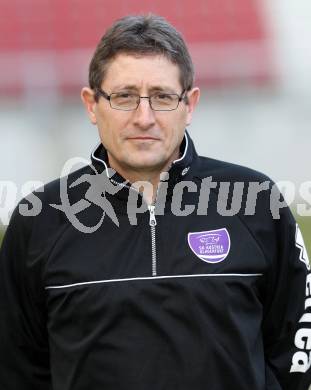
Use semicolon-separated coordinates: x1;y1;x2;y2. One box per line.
125;157;167;172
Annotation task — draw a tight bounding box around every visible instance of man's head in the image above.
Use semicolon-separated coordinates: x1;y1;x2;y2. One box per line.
82;14;200;183
88;14;195;99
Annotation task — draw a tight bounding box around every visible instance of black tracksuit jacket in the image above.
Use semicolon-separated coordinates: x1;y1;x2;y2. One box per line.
0;133;310;390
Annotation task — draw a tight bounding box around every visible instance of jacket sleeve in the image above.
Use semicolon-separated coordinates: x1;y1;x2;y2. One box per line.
262;205;311;390
0;206;51;389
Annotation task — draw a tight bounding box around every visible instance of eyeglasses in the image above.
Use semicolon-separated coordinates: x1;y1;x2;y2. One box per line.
95;88;186;111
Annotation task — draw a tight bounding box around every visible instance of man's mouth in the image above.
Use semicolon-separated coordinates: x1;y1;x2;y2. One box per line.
127;136;159;141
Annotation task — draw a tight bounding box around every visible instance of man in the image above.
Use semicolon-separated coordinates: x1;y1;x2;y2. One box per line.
0;14;310;390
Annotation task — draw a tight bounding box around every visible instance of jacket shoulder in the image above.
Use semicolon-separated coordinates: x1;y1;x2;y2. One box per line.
195;156;272;184
5;164;94;259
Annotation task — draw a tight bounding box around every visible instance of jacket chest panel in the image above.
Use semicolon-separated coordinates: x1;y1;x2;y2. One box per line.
44;211;267;287
45;212;266;342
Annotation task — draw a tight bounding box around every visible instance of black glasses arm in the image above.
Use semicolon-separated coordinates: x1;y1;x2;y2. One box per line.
96;89;111;101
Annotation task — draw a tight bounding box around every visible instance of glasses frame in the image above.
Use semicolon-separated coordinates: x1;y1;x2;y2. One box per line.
95;88;186;111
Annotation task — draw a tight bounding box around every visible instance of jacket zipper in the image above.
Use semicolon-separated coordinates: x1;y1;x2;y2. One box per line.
110;178;158;277
148;205;157;276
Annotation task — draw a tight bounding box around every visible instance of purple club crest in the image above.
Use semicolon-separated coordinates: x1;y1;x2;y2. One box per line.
188;228;231;263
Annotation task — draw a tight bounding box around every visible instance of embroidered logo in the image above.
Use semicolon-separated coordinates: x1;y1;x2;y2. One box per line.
188;228;231;263
295;223;310;271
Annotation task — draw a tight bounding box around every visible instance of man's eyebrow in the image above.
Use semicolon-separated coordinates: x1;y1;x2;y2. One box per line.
148;86;178;93
112;84;138;91
111;85;179;93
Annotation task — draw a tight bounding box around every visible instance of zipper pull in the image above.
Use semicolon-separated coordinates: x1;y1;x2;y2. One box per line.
148;205;157;227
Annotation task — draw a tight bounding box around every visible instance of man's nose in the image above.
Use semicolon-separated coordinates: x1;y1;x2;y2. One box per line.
132;97;156;129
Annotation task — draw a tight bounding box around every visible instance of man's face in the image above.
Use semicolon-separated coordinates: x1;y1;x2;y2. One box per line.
82;53;199;179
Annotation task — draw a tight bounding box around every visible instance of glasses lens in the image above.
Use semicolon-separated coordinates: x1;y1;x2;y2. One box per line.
110;93;138;110
151;93;179;111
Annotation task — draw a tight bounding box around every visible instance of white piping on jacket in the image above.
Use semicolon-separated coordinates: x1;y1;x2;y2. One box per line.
91;142;110;177
45;273;263;290
172;131;188;164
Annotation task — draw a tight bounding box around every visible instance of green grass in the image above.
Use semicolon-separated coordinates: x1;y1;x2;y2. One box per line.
296;215;311;262
0;228;4;247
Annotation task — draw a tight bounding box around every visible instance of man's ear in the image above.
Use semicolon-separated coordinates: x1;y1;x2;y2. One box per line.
185;87;200;126
81;87;97;125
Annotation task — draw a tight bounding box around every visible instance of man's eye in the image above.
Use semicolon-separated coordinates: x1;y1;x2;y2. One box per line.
116;93;134;99
155;94;173;101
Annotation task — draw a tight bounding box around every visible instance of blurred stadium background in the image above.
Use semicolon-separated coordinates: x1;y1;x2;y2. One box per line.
0;0;310;258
